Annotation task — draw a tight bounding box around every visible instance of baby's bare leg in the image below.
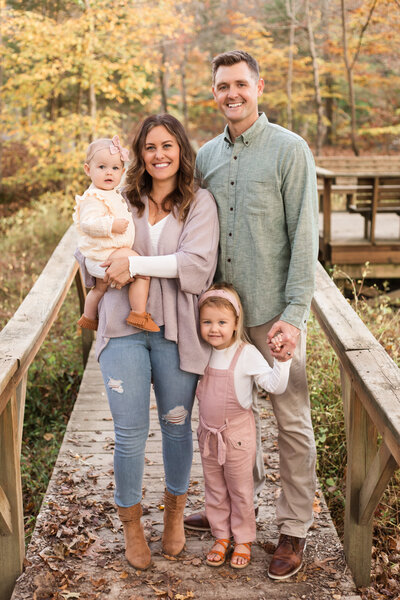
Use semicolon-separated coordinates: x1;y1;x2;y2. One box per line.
108;248;150;312
108;248;159;332
84;278;108;320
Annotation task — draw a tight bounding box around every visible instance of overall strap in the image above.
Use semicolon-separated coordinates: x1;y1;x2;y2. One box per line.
228;342;246;373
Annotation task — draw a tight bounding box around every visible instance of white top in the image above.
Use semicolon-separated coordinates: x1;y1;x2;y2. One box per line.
148;215;170;253
128;215;178;278
208;341;292;409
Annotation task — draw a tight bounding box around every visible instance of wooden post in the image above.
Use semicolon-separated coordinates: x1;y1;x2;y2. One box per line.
74;268;94;367
342;369;376;587
0;375;27;600
370;176;379;244
322;176;332;259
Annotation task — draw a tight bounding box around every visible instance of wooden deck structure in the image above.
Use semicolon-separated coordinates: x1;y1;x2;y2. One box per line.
1;225;400;599
317;167;400;279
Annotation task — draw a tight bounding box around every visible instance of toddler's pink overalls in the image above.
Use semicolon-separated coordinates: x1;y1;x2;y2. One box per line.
196;343;256;543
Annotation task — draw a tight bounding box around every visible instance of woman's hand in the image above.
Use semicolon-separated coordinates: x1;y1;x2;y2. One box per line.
101;256;134;288
267;320;300;361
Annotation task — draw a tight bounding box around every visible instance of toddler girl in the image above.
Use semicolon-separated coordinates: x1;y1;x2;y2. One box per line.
197;283;291;569
73;136;158;332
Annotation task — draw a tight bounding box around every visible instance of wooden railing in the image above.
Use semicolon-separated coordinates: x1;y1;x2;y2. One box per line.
0;226;93;600
0;227;399;596
312;262;400;586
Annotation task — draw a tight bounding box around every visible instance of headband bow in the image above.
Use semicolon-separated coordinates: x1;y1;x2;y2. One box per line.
109;135;130;162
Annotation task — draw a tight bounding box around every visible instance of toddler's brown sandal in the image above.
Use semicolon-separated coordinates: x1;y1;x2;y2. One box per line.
230;542;251;569
205;538;231;567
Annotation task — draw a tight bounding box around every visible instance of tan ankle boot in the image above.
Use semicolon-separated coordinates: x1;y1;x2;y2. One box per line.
162;490;187;556
117;504;151;570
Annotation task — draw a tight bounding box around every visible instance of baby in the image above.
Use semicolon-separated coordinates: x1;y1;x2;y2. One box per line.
73;136;158;332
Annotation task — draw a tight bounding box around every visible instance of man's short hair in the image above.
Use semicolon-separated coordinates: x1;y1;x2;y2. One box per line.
212;50;260;84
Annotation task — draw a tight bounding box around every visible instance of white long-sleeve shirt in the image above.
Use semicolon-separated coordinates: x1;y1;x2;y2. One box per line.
207;341;291;409
128;214;178;277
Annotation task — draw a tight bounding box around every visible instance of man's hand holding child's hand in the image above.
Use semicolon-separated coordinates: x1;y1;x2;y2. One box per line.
267;320;300;362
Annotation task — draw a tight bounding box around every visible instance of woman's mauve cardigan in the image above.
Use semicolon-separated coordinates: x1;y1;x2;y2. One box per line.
75;187;219;375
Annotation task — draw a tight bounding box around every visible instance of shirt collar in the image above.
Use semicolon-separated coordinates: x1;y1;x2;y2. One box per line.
223;112;269;146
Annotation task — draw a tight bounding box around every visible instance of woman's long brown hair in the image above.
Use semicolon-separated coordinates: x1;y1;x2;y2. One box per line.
124;114;197;221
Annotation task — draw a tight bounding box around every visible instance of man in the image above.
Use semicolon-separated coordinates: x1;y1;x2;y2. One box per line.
184;50;319;580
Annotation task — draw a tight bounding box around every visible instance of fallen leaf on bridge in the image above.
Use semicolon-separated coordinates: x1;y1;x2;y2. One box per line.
312;557;338;574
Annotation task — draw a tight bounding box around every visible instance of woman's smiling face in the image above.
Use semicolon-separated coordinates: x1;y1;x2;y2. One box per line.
142;125;180;186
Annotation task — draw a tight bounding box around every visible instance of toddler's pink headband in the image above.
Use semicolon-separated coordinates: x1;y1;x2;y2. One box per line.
198;289;240;317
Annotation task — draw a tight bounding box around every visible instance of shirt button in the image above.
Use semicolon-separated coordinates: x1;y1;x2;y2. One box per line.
230;207;233;211
230;181;234;185
227;258;231;263
233;156;237;160
229;232;232;236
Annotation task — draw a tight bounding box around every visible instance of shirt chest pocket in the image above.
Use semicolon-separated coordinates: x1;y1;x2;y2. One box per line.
244;179;280;216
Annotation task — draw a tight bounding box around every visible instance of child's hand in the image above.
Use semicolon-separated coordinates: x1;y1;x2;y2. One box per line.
112;218;129;234
268;333;283;354
267;321;300;361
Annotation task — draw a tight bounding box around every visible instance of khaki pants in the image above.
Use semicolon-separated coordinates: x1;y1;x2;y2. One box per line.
247;316;317;539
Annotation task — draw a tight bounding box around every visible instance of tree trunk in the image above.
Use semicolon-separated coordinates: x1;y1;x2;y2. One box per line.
341;0;359;155
180;44;189;131
305;0;325;155
160;42;168;113
85;0;96;141
285;0;296;131
321;0;334;146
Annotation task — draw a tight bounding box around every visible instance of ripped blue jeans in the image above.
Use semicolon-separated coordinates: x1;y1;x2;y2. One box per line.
99;328;198;507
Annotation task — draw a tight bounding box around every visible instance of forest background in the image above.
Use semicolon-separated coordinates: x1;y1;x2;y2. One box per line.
1;1;400;599
1;0;400;210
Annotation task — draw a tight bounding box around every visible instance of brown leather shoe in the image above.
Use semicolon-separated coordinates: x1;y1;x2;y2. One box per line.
184;506;259;532
184;510;210;531
267;534;306;580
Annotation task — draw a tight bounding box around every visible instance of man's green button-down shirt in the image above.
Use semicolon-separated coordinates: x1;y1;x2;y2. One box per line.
196;113;319;329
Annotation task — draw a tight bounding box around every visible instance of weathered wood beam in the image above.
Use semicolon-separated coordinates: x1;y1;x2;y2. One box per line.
343;377;376;587
359;442;398;526
322;177;332;254
312;261;400;586
0;486;12;535
0;226;80;416
344;347;400;466
312;262;378;354
0;393;25;600
0;225;92;599
74;268;94;367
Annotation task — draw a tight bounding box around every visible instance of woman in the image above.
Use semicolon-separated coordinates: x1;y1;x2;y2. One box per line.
76;114;219;569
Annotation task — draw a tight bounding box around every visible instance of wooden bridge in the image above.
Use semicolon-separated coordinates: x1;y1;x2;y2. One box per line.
1;226;400;599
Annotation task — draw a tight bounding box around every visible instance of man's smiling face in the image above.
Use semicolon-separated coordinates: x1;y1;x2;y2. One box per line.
212;61;264;137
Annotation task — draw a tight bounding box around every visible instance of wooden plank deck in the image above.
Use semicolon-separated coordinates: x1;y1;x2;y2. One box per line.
11;348;361;600
319;211;400;242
